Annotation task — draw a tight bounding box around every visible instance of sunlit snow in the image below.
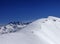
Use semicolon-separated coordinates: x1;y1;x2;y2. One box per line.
0;16;60;44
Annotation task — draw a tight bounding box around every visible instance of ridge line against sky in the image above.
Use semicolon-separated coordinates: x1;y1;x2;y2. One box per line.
0;0;60;24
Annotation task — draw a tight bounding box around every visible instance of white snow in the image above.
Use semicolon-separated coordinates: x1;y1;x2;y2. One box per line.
0;16;60;44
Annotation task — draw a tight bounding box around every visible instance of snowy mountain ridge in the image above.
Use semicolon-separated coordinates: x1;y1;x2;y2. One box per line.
0;22;31;34
0;16;60;44
19;16;60;44
0;16;60;34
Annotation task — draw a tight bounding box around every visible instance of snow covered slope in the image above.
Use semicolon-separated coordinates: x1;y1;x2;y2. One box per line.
0;16;60;44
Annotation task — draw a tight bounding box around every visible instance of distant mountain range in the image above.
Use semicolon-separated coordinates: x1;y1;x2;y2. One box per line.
0;22;32;34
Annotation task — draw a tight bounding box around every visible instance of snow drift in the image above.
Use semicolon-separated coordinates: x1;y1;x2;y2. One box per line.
0;16;60;44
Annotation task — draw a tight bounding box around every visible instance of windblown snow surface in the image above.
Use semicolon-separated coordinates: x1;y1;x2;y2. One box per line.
0;16;60;44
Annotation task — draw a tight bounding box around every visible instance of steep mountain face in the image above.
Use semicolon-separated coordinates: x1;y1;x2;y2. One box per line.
0;16;60;44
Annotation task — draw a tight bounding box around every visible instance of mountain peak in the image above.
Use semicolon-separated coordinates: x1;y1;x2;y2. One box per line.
0;16;60;44
48;16;60;20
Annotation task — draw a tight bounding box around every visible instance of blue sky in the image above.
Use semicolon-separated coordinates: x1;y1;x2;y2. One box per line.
0;0;60;24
